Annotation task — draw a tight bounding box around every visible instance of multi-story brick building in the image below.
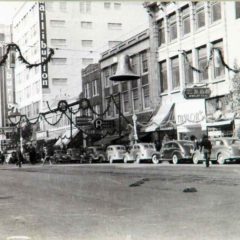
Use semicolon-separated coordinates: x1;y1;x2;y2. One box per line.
144;2;240;140
11;1;148;142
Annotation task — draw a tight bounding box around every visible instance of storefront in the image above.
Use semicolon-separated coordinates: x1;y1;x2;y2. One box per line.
175;99;206;140
205;94;235;138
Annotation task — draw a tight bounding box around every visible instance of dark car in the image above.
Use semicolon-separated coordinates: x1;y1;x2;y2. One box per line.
160;140;195;164
52;149;68;163
66;148;83;163
84;146;106;163
193;137;240;165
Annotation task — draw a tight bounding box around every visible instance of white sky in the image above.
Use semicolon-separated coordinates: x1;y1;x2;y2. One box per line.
0;1;23;24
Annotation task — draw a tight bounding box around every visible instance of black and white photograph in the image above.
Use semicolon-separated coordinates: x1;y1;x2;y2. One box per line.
0;1;240;239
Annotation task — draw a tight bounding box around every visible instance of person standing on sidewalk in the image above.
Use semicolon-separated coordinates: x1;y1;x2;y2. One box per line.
200;135;212;167
42;145;52;166
16;146;24;168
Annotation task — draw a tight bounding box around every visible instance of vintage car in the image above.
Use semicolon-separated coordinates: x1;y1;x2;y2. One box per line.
84;146;106;163
65;148;83;163
52;149;68;163
106;145;126;163
160;140;195;164
123;143;160;164
192;137;240;165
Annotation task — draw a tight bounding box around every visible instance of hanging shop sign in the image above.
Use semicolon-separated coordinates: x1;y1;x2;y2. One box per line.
39;2;49;88
176;100;206;126
76;116;92;126
93;118;115;130
183;87;211;99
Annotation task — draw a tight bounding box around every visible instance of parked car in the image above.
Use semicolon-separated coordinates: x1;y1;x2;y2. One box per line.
160;140;195;164
66;148;83;163
106;145;126;163
5;150;17;164
192;137;240;165
123;143;160;164
84;146;106;163
52;149;68;163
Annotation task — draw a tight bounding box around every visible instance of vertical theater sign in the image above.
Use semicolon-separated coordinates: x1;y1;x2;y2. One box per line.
39;2;49;88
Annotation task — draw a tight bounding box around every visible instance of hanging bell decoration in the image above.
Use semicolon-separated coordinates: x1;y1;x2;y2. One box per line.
109;54;140;81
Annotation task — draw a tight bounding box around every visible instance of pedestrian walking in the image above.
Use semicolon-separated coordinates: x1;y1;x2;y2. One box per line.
16;146;24;168
0;151;4;164
29;144;36;165
200;135;212;167
42;145;52;166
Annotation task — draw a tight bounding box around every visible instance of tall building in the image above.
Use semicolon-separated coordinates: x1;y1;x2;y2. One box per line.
11;1;148;142
144;1;240;140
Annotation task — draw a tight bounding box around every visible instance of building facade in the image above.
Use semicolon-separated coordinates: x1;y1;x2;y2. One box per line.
144;1;240;140
99;29;155;144
11;1;148;142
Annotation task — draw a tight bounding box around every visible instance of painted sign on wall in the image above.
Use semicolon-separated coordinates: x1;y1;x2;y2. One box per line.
39;2;49;88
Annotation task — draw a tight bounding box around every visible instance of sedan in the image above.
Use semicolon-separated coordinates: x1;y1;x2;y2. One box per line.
160;140;195;164
106;145;126;163
192;138;240;165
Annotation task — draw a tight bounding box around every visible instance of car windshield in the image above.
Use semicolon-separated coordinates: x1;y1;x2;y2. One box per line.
86;148;94;153
227;139;240;145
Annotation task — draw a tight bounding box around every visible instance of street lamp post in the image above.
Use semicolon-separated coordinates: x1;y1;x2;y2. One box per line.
109;54;140;142
8;111;24;153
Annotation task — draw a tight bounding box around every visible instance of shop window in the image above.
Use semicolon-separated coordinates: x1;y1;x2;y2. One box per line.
81;21;92;29
132;89;139;111
141;51;148;73
184;51;194;86
103;68;110;87
236;2;240;19
211;2;221;23
195;2;205;29
171;57;180;90
142;85;150;109
197;46;208;82
123;91;129;113
131;54;139;74
158;19;165;46
159;61;168;93
92;80;98;96
168;13;177;41
212;40;225;78
181;6;191;36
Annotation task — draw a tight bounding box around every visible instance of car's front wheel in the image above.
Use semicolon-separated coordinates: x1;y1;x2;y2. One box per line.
217;153;225;165
98;156;104;163
123;156;128;164
152;154;159;164
135;155;141;164
172;154;179;164
192;154;199;164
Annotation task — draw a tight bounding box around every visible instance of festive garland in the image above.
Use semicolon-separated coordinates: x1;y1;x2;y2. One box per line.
181;47;240;74
1;43;54;68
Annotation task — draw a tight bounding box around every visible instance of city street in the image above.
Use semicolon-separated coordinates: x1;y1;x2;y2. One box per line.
1;163;240;240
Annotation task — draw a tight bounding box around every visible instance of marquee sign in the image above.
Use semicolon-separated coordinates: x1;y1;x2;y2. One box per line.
39;2;49;88
183;87;211;99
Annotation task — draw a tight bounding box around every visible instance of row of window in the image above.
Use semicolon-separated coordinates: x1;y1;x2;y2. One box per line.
158;2;222;46
46;1;121;13
84;80;99;98
50;20;122;30
102;50;148;88
20;101;40;117
159;39;224;93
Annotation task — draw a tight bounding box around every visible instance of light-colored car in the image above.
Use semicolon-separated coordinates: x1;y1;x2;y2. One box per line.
123;143;160;164
192;137;240;165
106;145;126;163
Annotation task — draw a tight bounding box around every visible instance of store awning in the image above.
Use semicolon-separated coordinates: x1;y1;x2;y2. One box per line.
94;135;121;146
205;120;233;127
54;128;79;147
144;103;175;132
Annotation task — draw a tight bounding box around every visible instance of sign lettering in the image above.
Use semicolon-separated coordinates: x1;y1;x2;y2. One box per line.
39;2;49;88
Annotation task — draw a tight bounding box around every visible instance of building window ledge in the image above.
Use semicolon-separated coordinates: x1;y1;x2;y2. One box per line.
170;89;181;94
160;92;169;96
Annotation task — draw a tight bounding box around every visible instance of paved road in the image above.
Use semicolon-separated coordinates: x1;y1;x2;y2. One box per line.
0;163;240;240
